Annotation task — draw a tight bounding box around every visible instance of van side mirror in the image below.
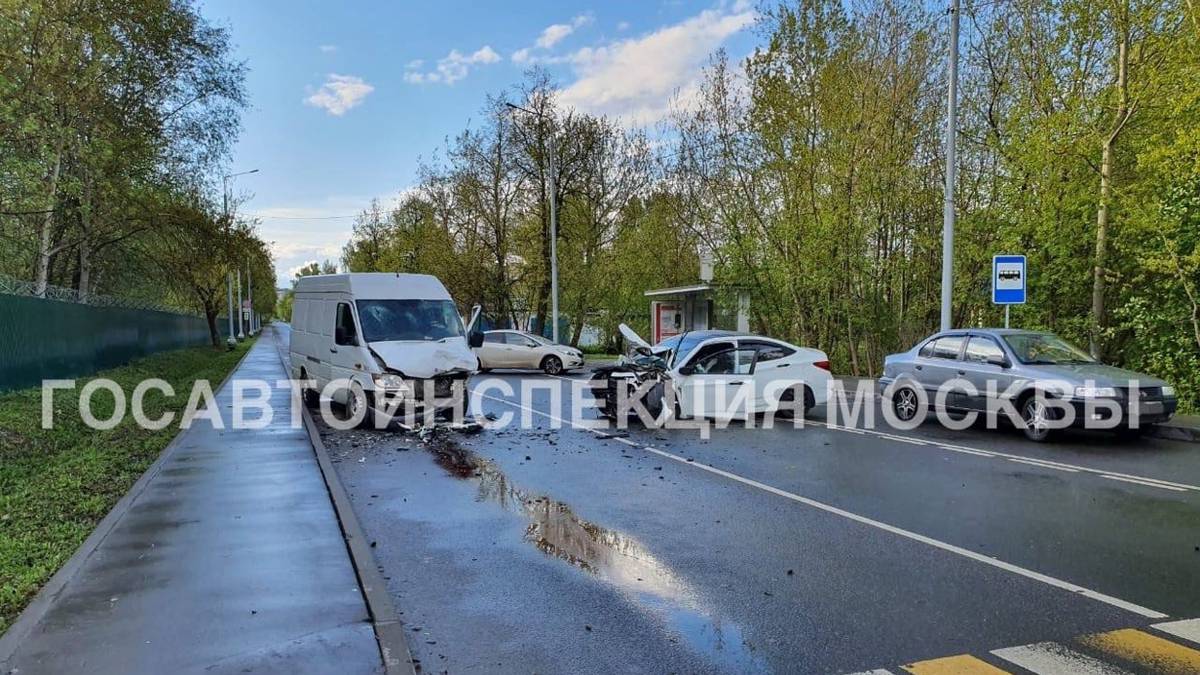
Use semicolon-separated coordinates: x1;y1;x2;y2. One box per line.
468;329;485;348
987;354;1009;368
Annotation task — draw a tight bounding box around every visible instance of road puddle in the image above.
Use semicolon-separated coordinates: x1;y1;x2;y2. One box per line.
420;431;765;672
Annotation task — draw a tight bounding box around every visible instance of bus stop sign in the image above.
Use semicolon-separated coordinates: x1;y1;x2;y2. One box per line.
992;254;1026;305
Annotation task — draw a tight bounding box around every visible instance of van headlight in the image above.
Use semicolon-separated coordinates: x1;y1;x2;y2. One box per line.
1162;385;1176;397
1074;385;1117;398
373;373;408;391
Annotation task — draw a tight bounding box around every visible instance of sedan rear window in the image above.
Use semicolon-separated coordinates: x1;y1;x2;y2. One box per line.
921;336;964;360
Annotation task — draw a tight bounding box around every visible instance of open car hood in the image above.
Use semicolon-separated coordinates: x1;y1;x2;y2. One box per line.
619;323;652;352
368;339;477;379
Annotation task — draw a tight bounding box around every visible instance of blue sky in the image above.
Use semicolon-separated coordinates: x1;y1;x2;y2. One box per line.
197;1;760;286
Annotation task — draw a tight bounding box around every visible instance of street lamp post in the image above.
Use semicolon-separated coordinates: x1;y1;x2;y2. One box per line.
940;0;960;332
247;260;253;336
506;102;560;343
236;269;244;339
222;169;258;343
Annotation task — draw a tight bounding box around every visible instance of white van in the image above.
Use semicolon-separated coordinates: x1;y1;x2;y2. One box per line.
289;272;483;422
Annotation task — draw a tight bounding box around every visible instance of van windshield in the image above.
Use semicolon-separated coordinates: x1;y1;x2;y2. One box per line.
354;299;464;342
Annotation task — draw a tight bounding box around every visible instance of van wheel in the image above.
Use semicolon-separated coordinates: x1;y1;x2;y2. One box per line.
346;382;373;428
299;369;319;407
541;355;563;375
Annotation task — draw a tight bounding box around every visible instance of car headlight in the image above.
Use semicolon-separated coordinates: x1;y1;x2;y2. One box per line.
1074;385;1117;398
373;373;408;391
1162;385;1176;397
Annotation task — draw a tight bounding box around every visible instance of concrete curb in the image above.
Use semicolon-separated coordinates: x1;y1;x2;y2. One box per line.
1147;422;1200;444
0;339;258;664
270;329;417;675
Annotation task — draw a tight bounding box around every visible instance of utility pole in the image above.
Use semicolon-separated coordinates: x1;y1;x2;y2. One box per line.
222;169;258;344
227;270;235;343
940;0;960;332
237;269;245;339
506;102;560;343
247;261;253;336
548;129;559;343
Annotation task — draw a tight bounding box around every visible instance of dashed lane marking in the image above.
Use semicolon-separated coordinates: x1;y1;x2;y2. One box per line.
471;389;1170;619
484;376;1199;492
804;419;1200;493
1100;475;1187;492
1007;457;1081;473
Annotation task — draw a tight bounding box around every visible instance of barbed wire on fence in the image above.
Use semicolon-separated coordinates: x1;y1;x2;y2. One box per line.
0;273;204;317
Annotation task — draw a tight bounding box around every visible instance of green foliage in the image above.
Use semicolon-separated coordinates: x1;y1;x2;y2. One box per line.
337;2;1200;409
0;0;266;324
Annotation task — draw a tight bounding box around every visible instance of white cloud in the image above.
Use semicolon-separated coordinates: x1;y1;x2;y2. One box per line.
304;74;374;116
511;47;533;65
404;46;500;85
512;14;592;63
616;21;630;32
558;4;756;125
318;44;337;53
536;14;592;49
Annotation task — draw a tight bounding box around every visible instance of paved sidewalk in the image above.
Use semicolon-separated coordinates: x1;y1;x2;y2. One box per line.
1;330;381;674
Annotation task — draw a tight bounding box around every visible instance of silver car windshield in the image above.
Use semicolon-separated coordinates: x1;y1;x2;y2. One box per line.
1002;333;1096;365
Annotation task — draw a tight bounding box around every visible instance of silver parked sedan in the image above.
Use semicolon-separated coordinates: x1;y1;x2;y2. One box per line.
474;329;585;375
879;329;1177;441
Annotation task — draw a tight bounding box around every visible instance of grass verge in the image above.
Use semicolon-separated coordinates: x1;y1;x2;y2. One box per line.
0;339;254;634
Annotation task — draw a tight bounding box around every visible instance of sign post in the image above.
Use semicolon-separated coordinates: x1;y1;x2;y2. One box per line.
992;254;1026;328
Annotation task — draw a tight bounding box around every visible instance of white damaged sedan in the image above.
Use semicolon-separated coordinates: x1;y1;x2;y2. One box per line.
591;325;832;422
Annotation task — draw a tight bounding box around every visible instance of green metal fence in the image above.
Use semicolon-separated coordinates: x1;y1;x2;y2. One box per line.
0;293;221;393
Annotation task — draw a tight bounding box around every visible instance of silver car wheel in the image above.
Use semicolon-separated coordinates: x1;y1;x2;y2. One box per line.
894;387;918;421
1022;397;1052;441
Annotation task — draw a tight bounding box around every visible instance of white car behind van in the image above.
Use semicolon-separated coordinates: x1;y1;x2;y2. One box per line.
289;272;483;423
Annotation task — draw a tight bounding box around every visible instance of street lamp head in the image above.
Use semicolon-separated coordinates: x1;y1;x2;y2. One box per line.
505;102;538;117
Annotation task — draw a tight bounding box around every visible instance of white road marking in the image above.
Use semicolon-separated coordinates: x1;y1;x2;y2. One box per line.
845;670;896;675
488;374;1197;493
991;641;1131;674
1152;617;1200;644
471;389;1170;619
936;445;996;458
1007;457;1081;473
800;420;1200;492
1100;475;1187;492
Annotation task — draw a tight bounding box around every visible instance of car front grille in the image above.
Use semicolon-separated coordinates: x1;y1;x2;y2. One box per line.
1115;386;1162;400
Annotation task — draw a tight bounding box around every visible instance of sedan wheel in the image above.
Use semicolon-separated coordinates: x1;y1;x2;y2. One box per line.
1021;396;1054;442
542;355;563;375
892;386;920;422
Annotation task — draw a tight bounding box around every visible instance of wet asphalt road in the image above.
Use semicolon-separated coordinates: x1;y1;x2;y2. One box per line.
314;365;1200;674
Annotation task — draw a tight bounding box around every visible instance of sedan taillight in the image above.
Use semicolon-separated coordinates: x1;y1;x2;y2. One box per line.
814;360;831;371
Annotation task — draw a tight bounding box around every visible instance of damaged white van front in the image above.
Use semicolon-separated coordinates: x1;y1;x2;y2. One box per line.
289;272;483;424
